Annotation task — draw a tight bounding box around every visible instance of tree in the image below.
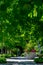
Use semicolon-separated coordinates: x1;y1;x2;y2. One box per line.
0;0;43;54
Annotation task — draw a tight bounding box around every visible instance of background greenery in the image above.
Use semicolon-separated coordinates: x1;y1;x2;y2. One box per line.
0;0;43;55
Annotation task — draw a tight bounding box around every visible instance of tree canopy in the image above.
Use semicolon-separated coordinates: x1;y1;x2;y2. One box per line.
0;0;43;52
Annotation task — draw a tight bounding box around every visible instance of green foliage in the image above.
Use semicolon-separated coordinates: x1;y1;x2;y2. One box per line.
5;54;12;58
0;57;6;63
0;0;43;54
0;54;11;58
34;57;43;63
0;54;16;58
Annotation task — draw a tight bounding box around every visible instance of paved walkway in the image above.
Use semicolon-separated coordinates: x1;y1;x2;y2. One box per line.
0;63;43;65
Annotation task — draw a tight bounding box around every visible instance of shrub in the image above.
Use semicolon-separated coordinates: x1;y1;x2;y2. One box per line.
0;54;16;58
11;54;16;57
0;57;6;63
5;54;12;58
34;57;43;63
0;54;12;58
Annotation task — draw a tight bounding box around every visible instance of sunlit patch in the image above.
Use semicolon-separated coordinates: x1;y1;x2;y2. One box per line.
28;12;32;18
33;8;37;17
7;7;13;13
21;34;24;37
40;16;43;21
6;19;9;23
